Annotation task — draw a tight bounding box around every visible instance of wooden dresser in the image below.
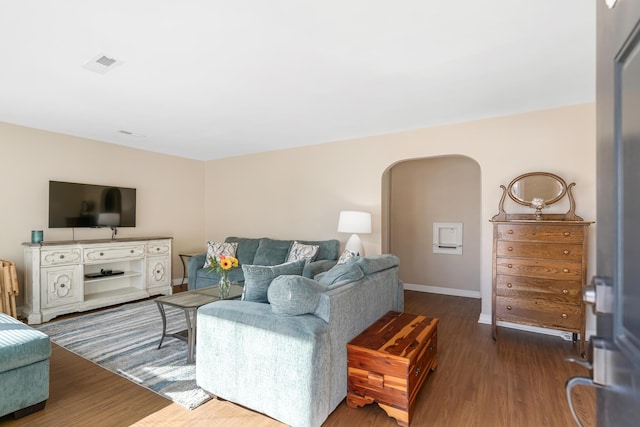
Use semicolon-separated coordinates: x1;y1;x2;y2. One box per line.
347;311;438;427
491;220;591;355
490;172;593;356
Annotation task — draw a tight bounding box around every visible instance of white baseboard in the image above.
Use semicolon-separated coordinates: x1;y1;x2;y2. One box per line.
403;283;481;299
478;313;596;341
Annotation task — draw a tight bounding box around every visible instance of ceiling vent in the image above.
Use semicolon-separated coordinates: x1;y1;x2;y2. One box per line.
83;53;123;74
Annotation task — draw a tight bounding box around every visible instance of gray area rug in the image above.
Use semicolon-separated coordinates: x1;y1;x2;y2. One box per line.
35;299;211;410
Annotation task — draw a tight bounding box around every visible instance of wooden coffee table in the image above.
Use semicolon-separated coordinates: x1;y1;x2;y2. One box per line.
347;311;439;427
154;284;243;363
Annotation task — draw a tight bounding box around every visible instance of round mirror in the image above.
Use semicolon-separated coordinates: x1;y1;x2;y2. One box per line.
507;172;567;206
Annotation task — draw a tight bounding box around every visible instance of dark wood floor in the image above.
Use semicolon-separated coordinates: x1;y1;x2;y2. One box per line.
1;291;595;426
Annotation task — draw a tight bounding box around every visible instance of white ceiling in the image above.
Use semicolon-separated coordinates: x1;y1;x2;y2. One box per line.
0;1;595;161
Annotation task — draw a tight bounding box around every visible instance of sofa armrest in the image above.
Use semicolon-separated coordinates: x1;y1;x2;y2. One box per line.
187;253;207;290
303;259;338;278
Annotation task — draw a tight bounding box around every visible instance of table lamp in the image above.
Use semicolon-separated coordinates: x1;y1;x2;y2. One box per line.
337;210;372;256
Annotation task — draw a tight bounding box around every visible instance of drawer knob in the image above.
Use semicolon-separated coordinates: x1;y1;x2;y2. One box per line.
100;252;104;256
59;254;65;259
563;268;570;273
563;250;570;255
415;366;422;377
508;230;514;234
507;247;513;251
561;313;568;319
564;231;571;237
131;250;134;254
506;283;513;288
506;305;512;310
156;248;160;251
562;289;569;295
508;264;513;268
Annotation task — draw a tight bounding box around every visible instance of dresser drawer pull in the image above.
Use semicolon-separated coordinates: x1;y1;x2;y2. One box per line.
131;250;135;254
563;231;571;237
506;305;512;310
562;289;569;295
507;247;513;251
563;268;570;273
59;254;65;259
561;313;568;319
508;230;514;234
508;264;513;268
563;250;570;255
415;366;422;377
506;283;513;288
100;252;104;256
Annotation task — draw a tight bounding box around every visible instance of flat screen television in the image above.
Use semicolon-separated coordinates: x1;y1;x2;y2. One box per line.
49;181;136;228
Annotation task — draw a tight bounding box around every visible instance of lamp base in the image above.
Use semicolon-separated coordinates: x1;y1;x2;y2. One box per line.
345;234;364;256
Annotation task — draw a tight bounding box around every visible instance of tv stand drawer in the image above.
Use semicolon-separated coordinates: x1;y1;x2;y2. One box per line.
84;245;145;263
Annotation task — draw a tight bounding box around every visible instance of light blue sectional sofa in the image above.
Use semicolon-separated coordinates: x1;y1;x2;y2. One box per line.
0;313;51;419
196;254;403;427
188;237;340;290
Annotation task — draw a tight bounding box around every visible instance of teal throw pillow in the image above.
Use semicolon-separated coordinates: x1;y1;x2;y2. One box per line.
267;275;327;316
241;259;306;303
316;263;364;286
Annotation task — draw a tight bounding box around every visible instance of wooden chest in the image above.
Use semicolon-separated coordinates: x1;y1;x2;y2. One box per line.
347;311;438;427
491;220;591;355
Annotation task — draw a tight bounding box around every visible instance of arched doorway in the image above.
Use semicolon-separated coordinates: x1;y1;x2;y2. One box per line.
382;155;482;297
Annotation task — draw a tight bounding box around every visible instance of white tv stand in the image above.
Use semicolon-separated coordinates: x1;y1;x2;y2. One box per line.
22;236;172;324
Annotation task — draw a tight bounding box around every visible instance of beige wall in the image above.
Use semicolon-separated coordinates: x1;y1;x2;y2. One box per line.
204;103;597;323
388;156;481;294
0;122;206;306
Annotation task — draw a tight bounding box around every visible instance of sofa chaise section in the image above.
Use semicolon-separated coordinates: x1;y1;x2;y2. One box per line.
196;254;403;427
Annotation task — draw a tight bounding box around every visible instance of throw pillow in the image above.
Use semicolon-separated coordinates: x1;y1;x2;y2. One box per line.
267;275;327;316
316;263;364;286
241;259;306;303
337;249;358;264
203;241;239;268
286;241;320;264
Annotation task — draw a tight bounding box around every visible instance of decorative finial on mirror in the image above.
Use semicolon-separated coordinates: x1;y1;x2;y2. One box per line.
531;197;546;220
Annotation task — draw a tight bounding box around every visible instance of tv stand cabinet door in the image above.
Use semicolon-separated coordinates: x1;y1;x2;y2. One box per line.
40;264;83;308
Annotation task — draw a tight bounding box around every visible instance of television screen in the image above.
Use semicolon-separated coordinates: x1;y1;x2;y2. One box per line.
49;181;136;228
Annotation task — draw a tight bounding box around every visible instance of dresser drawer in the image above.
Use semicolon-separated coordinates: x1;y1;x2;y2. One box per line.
496;241;583;261
147;241;171;256
496;257;583;280
41;247;82;266
84;245;145;262
496;224;584;243
496;296;582;331
496;274;582;303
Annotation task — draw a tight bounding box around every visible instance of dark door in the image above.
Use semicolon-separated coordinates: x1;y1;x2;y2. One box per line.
588;0;640;425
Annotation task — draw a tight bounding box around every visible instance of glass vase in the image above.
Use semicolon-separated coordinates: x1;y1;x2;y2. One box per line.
219;274;231;300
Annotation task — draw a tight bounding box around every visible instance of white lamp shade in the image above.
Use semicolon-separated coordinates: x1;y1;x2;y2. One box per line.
337;211;372;234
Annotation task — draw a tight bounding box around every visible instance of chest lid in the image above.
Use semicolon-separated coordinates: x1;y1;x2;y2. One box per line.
348;311;438;362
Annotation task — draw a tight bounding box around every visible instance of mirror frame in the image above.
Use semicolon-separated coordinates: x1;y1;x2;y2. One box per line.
507;172;567;207
492;171;582;221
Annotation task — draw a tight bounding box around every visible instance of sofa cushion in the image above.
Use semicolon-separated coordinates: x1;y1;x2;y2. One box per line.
267;275;327;316
296;239;340;261
241;259;306;303
252;238;292;266
337;249;358;264
286;241;319;264
353;254;400;275
225;237;261;266
315;262;364;286
203;241;238;268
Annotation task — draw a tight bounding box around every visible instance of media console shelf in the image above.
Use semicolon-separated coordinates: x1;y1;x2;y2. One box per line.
22;236;172;324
